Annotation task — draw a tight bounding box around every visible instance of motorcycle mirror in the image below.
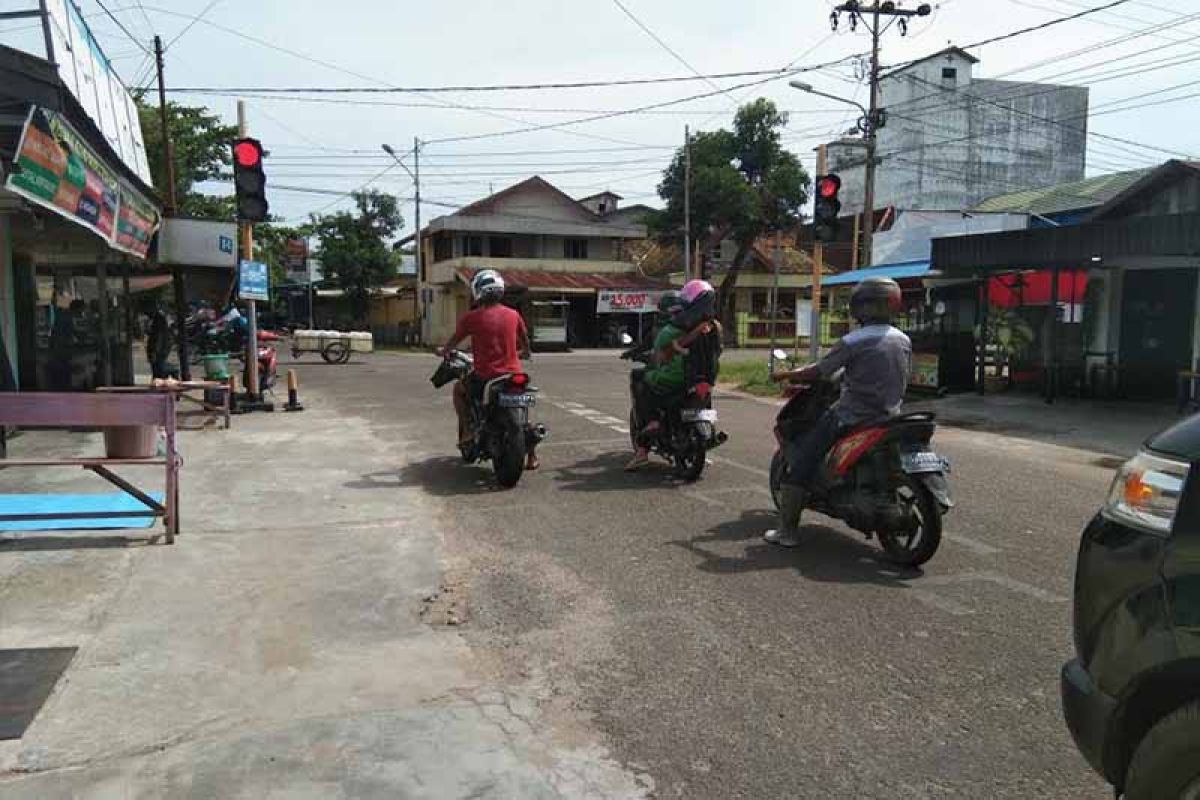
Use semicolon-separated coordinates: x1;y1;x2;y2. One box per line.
620;333;634;345
772;348;789;362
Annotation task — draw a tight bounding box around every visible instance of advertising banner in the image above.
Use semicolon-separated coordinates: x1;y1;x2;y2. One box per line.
284;237;309;281
6;107;120;243
596;289;667;314
5;108;160;259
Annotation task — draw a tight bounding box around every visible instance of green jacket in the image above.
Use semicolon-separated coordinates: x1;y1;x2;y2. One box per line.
644;323;685;391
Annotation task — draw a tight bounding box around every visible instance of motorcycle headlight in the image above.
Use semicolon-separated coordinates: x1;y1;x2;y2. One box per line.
1103;451;1189;536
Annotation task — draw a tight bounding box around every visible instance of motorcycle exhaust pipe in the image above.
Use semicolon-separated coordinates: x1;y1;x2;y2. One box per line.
526;423;548;447
705;430;729;450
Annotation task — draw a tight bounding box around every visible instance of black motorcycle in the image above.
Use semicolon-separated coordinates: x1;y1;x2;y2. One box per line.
767;349;952;566
431;350;546;488
622;331;728;481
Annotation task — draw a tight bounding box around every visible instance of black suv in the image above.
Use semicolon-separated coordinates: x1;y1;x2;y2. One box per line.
1062;414;1200;799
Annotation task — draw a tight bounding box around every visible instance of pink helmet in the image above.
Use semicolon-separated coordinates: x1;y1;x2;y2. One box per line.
680;279;714;305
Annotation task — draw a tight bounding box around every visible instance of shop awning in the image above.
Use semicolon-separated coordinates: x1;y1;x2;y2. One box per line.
456;268;668;293
821;260;933;286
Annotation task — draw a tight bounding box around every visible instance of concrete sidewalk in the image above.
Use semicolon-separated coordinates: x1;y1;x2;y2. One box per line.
908;391;1181;458
0;382;647;798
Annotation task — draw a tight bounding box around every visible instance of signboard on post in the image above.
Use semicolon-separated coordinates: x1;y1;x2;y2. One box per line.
238;260;269;301
158;219;238;268
596;289;667;314
284;237;308;282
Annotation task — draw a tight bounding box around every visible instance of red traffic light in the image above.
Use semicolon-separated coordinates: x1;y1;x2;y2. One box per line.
817;175;841;199
233;139;262;168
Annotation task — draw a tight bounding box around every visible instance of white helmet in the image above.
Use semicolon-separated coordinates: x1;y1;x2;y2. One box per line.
470;268;505;302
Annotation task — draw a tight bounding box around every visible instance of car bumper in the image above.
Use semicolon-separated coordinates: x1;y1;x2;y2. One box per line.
1061;658;1118;780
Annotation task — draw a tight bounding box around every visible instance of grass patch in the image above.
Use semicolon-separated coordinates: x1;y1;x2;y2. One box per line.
720;359;780;397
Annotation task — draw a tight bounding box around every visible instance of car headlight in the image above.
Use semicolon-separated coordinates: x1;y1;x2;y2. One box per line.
1103;451;1190;536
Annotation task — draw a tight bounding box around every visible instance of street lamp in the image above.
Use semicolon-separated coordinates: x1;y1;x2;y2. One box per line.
789;79;879;268
382;140;424;340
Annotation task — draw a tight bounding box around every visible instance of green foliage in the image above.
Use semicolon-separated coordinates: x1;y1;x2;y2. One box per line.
311;191;403;323
137;99;238;218
651;98;809;314
719;358;781;396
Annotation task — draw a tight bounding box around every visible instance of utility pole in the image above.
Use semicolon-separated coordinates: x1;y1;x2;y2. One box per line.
413;136;422;288
811;144;827;361
683;125;692;279
238;99;260;401
768;230;781;374
154;35;190;380
831;1;931;267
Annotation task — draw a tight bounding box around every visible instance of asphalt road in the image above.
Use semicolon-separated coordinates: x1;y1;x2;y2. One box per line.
304;349;1115;799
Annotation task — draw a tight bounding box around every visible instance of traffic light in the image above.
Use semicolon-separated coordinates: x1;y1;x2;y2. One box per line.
813;173;842;243
232;137;268;222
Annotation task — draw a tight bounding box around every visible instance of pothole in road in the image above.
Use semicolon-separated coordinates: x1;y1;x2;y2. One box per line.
421;575;470;627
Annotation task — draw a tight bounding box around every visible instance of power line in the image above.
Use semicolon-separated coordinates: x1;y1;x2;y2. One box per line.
153;66;837;95
610;0;736;107
164;0;220;51
93;0;152;57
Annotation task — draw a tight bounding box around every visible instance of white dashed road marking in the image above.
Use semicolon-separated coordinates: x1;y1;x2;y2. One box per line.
549;400;631;438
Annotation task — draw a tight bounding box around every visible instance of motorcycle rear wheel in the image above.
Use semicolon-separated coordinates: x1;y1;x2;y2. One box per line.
877;474;943;567
673;431;707;482
492;422;527;488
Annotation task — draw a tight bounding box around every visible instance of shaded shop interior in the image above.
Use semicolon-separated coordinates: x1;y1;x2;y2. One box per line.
932;210;1200;403
453;268;669;349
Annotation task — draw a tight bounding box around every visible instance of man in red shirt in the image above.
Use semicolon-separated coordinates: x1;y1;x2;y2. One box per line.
438;269;536;467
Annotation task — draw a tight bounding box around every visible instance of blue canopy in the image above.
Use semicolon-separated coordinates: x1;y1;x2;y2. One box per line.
821;260;933;286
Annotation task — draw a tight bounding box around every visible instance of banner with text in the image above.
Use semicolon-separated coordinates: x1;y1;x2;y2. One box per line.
596;289;667;314
5;107;159;259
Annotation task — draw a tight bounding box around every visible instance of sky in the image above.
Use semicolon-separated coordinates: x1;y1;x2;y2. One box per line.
16;0;1200;236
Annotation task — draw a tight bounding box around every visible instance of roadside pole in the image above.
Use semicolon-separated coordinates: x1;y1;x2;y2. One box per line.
768;230;781;375
154;34;190;380
413;136;423;341
810;143;827;362
683;125;692;279
238;100;260;400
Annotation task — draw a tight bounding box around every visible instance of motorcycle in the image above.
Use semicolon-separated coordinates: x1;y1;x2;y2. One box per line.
247;330;279;392
430;350;547;488
767;349;952;567
621;331;728;481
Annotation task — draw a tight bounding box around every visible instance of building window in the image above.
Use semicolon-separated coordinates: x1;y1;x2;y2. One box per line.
941;67;957;83
563;238;589;259
433;236;452;262
489;236;513;258
463;235;483;257
751;291;769;316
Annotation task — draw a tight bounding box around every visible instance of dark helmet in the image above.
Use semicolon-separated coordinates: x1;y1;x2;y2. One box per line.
849;277;903;325
657;291;682;315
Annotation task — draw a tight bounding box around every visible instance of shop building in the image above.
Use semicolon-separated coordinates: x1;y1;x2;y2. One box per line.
416;177;662;347
931;160;1200;402
1;2;160;391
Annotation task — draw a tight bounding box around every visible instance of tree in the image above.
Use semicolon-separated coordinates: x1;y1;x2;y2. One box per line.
311;191;403;323
651;98;810;322
137;99;238;218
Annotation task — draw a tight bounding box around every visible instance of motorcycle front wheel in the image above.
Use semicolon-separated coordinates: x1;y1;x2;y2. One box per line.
877;474;943;567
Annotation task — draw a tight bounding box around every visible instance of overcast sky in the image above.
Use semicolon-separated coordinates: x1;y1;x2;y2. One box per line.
65;0;1200;232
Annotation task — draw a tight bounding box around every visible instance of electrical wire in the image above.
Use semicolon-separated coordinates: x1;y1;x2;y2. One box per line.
610;0;735;107
164;0;220;51
93;0;153;57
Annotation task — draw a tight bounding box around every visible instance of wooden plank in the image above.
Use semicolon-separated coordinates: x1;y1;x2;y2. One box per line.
0;393;172;427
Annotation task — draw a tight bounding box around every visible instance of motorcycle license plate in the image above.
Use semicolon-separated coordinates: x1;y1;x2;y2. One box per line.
498;394;536;407
901;451;950;474
681;408;718;422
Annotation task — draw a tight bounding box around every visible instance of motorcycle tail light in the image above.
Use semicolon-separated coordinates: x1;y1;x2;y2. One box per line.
506;373;529;391
693;382;712;400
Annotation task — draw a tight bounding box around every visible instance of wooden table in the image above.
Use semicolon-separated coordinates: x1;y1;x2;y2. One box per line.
98;380;230;429
0;392;180;543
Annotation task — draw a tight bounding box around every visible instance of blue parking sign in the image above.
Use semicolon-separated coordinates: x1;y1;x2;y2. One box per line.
238;260;269;301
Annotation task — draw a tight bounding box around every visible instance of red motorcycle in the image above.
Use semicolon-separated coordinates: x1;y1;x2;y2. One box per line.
236;329;278;392
767;350;952;567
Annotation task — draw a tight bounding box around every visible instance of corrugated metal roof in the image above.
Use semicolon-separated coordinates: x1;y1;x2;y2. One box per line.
456;268;668;291
972;168;1153;216
822;260;932;286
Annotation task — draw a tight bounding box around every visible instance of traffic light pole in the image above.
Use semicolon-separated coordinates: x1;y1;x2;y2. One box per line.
238;99;260;401
810;143;827;362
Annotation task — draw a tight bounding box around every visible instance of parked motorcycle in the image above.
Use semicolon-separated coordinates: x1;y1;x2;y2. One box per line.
621;332;728;481
248;330;279;392
767;349;952;566
430;350;547;488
